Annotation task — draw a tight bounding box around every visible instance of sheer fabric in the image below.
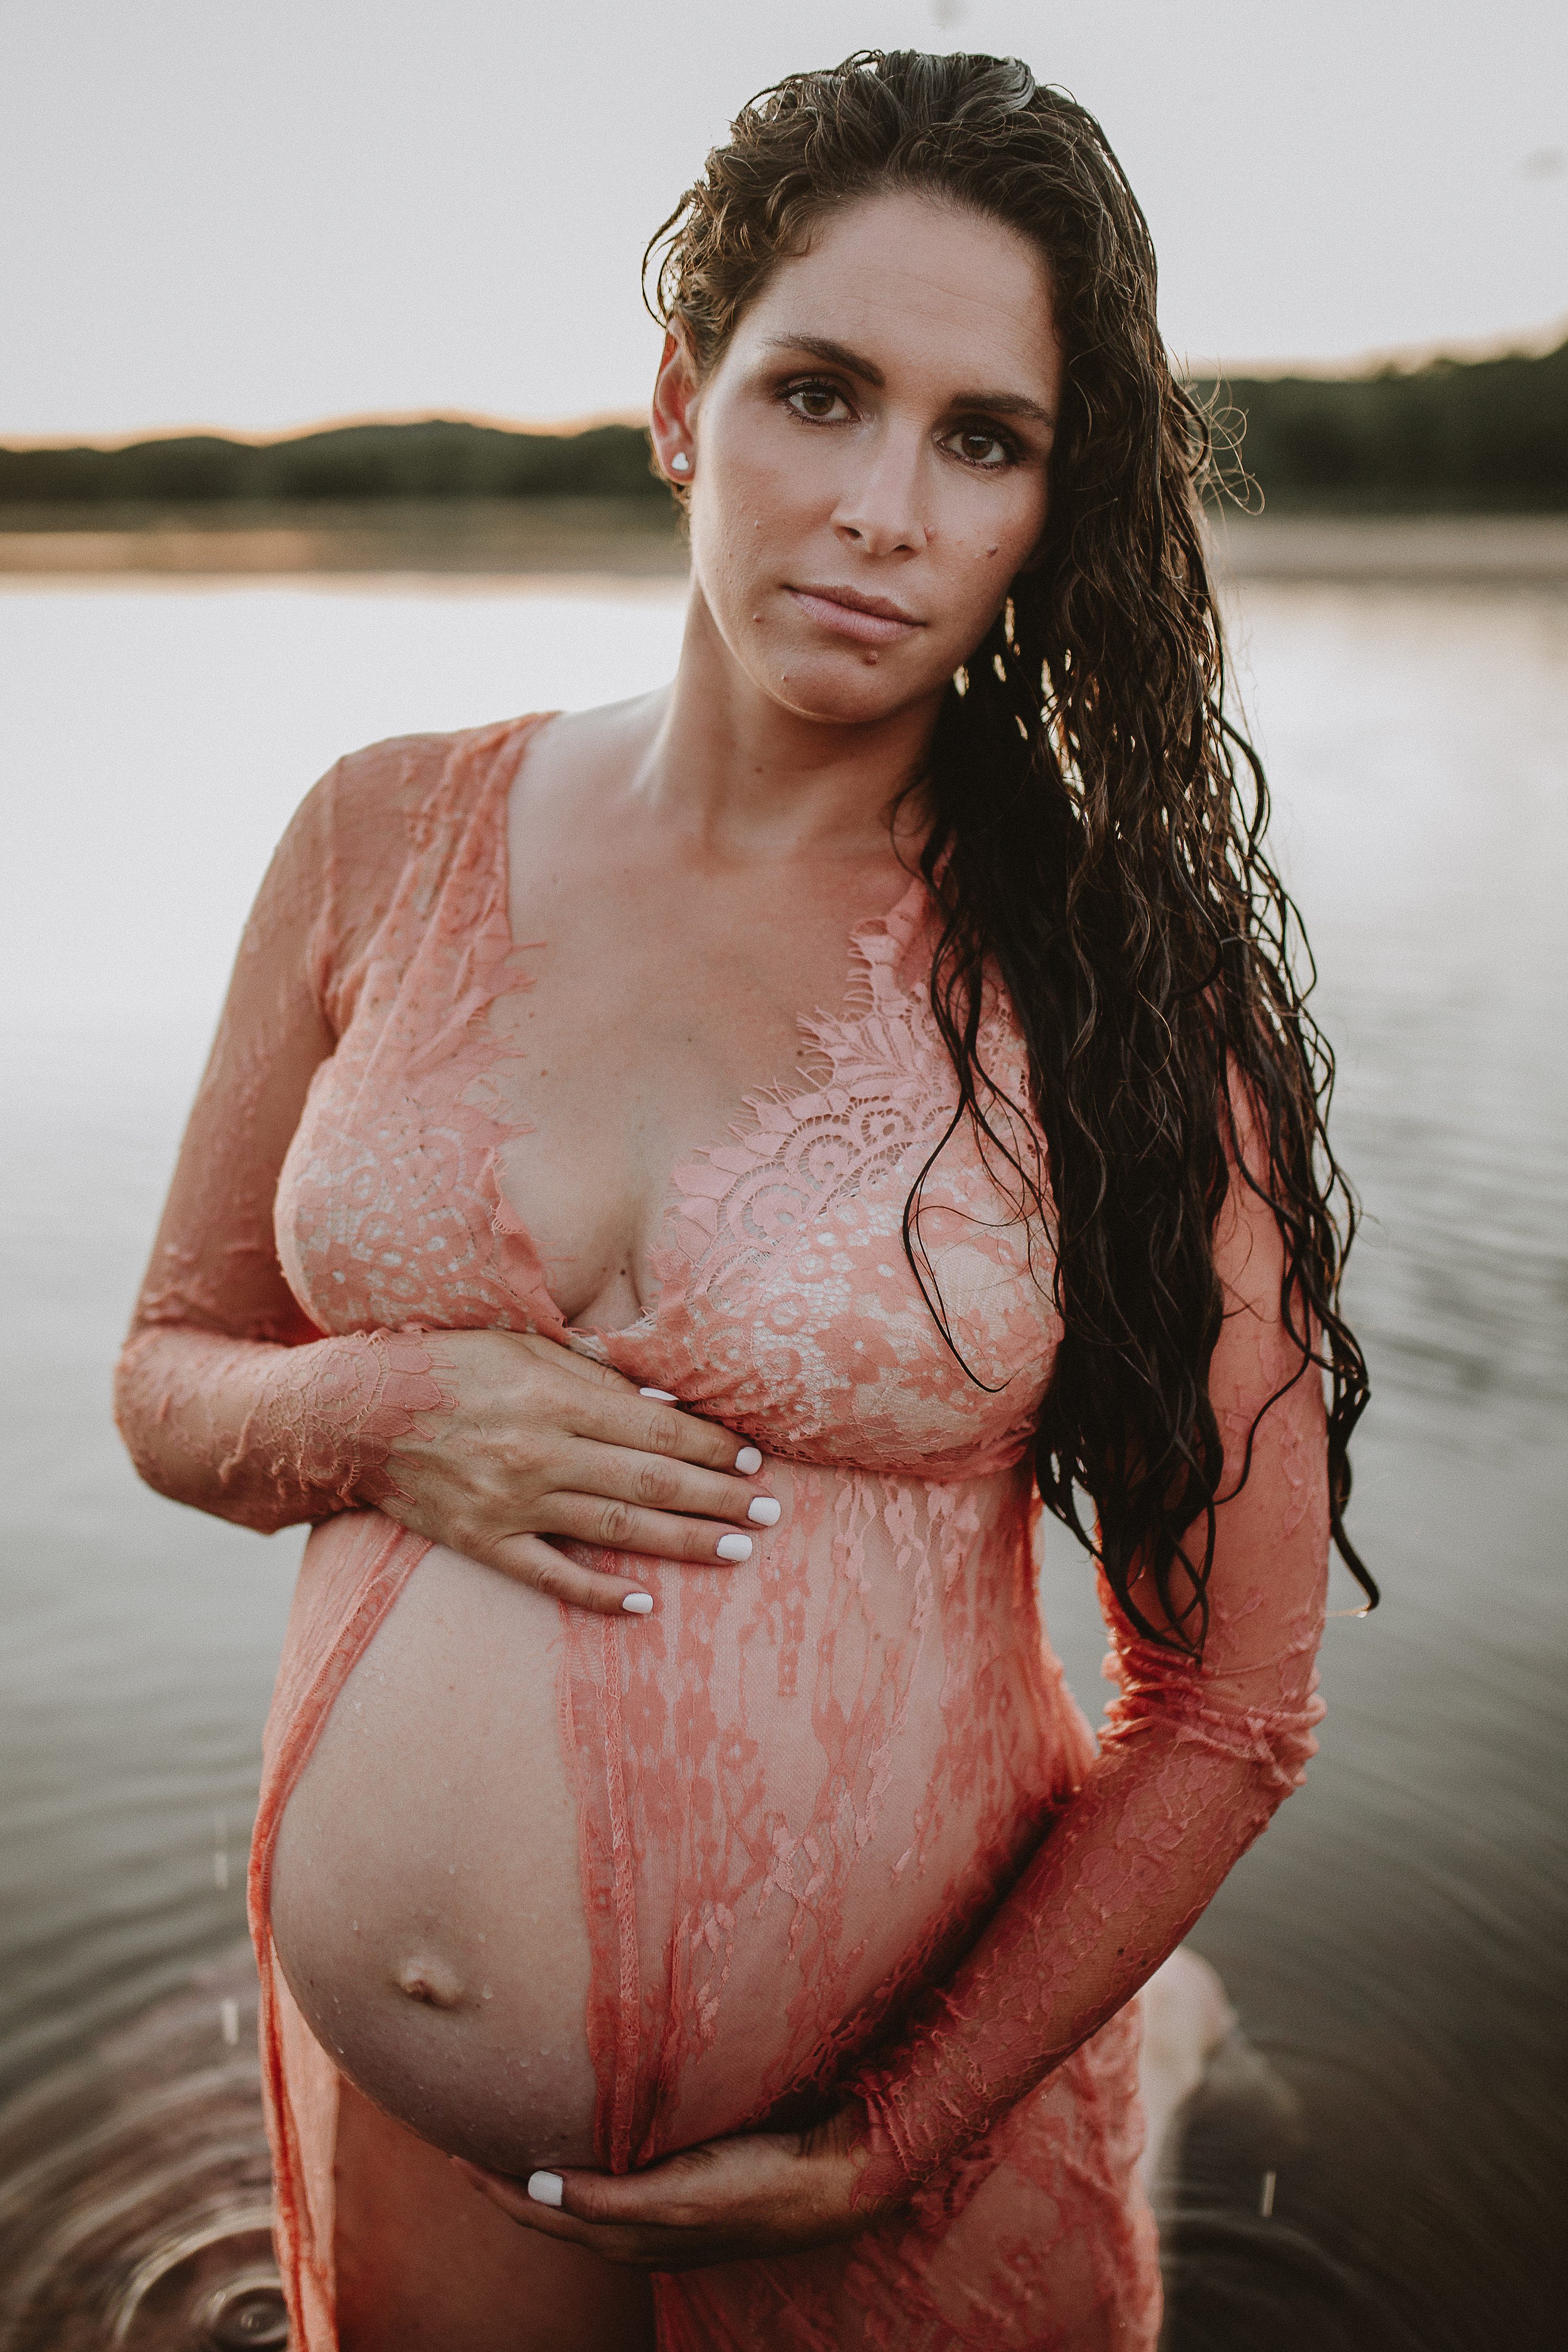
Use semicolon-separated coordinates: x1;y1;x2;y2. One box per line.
117;718;1328;2350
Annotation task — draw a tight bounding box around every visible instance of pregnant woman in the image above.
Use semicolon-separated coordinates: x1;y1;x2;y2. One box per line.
116;49;1371;2352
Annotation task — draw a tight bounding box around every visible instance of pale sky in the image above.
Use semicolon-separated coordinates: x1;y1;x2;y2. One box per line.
2;0;1564;442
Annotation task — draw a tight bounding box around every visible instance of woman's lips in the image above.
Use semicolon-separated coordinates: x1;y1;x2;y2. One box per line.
786;586;924;646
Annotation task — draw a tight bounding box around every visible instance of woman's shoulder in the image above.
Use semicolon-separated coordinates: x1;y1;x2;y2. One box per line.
322;713;546;863
283;715;546;1002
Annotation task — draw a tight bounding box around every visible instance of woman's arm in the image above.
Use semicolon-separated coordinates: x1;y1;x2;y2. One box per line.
843;1092;1329;2199
114;751;779;1605
111;763;444;1532
460;1092;1331;2261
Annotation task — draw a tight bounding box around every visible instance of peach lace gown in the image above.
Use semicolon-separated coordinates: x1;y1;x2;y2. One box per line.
117;717;1330;2350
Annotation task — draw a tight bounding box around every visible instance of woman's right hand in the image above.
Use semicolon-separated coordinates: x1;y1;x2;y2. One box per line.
373;1329;780;1616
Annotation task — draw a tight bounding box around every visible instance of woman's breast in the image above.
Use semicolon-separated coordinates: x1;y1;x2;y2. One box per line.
267;1462;1089;2177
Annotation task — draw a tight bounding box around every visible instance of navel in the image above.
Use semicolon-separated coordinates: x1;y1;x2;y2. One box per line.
394;1953;466;2009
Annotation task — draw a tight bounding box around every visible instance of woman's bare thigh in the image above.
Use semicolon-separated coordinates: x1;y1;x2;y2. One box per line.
334;2079;655;2352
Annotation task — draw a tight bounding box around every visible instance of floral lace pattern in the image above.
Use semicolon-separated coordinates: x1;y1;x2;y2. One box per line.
116;718;1330;2351
116;1323;447;1528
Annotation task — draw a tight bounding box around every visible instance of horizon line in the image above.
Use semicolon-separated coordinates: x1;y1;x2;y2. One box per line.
5;313;1564;453
1182;310;1567;385
0;402;652;456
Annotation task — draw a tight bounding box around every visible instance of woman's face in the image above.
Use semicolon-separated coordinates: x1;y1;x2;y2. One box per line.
655;187;1062;729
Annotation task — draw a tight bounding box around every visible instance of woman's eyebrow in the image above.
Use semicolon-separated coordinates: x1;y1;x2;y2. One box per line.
761;333;1055;428
959;388;1058;429
763;332;886;384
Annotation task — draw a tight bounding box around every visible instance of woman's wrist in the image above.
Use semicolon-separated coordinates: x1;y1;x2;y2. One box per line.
203;1325;451;1528
816;2094;913;2218
266;1327;450;1516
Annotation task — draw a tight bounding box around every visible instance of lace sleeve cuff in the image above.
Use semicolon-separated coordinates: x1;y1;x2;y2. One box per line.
117;1323;449;1534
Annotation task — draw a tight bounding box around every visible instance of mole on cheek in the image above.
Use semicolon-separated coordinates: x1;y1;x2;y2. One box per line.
395;1954;465;2009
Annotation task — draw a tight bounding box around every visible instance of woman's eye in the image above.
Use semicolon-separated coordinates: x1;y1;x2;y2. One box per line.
944;425;1014;469
785;382;852;423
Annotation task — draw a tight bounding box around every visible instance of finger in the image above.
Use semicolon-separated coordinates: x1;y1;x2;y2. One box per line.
451;2168;628;2257
552;1441;780;1530
487;1532;656;1618
452;2163;677;2264
509;1336;690;1422
554;2165;712;2230
453;2161;577;2233
566;1389;765;1479
460;2198;694;2272
544;1492;763;1566
508;1329;621;1377
513;1336;686;1414
452;2146;835;2272
459;2161;701;2241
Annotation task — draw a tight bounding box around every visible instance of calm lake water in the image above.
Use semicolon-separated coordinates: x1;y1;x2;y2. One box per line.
2;567;1564;2348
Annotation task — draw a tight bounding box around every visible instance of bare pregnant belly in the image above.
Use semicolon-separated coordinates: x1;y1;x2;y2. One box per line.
269;1544;602;2174
269;1489;1069;2182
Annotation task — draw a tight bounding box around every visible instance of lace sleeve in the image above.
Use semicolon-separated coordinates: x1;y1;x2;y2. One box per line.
846;1095;1331;2202
113;755;447;1534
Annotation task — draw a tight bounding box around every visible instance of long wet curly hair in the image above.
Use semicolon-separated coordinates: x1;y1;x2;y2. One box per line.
645;49;1374;1651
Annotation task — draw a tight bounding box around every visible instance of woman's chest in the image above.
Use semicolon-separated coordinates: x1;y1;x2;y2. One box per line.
275;868;1059;1474
484;868;903;1330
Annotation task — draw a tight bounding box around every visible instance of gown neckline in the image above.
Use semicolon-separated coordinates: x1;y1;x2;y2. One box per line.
493;713;936;1347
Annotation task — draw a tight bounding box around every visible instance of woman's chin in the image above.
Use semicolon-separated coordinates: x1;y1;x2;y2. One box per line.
760;651;939;729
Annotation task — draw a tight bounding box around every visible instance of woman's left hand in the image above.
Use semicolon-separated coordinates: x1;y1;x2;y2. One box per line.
452;2104;892;2272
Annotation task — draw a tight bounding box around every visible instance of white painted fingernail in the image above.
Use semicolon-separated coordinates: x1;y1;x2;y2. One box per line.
621;1591;654;1615
735;1445;763;1474
527;2170;565;2207
716;1532;753;1562
747;1496;781;1526
641;1387;678;1402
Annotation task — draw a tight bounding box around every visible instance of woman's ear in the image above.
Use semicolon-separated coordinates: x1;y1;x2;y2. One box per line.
650;326;701;489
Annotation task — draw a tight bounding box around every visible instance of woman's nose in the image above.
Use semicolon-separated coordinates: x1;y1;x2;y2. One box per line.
831;429;930;557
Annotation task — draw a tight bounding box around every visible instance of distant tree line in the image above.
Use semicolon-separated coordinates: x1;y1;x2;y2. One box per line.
1;340;1562;511
0;419;668;507
1194;339;1566;512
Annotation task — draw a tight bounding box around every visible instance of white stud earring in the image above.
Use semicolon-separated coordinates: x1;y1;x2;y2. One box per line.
670;452;690;475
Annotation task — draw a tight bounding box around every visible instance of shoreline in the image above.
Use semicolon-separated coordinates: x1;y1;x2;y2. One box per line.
1;502;1565;585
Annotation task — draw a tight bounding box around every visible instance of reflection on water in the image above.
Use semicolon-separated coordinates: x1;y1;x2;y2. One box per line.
1;561;1564;2348
0;1950;282;2348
